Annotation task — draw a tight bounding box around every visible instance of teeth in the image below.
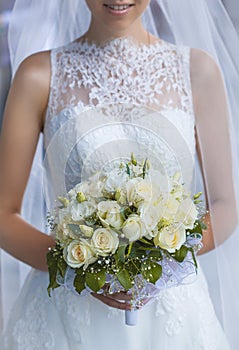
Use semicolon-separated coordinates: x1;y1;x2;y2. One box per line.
107;4;130;10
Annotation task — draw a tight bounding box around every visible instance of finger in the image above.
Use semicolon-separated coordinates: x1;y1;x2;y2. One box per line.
105;292;132;301
91;293;132;311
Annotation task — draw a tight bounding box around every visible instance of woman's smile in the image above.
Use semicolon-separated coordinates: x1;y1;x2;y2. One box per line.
103;3;134;16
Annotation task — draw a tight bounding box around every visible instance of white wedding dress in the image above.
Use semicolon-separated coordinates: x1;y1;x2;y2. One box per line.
1;38;230;350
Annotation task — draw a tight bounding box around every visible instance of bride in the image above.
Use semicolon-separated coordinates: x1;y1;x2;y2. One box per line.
1;1;239;349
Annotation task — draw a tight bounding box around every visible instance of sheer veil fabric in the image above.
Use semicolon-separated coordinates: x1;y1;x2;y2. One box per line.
1;0;239;348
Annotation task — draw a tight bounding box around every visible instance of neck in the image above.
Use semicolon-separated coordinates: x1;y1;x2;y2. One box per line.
83;18;149;45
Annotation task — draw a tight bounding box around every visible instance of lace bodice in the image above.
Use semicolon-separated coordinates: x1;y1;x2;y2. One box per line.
47;38;193;117
43;38;196;205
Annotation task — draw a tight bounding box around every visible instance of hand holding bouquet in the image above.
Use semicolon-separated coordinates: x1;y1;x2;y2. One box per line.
47;154;205;325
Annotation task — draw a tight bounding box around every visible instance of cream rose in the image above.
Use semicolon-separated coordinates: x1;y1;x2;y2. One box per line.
126;178;153;207
154;225;186;253
138;197;164;237
64;239;97;269
92;228;119;256
163;195;180;222
98;201;123;229
122;214;146;242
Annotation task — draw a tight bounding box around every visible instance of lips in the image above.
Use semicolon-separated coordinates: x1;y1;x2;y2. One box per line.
104;3;134;12
105;4;133;10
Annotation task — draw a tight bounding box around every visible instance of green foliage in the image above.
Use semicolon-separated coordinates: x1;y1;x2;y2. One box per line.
85;269;106;292
174;245;188;263
74;273;85;294
141;259;162;284
47;243;68;296
68;224;81;234
117;244;127;263
188;220;205;235
117;269;133;290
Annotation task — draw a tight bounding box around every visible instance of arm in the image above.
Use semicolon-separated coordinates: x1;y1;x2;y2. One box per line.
190;49;238;254
0;51;55;270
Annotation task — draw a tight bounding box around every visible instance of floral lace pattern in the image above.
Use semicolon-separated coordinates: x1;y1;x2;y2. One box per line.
47;38;193;118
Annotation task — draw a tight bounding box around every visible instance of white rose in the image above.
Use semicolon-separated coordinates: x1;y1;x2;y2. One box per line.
98;201;123;229
154;225;186;253
126;178;153;207
71;201;96;221
139;204;161;237
92;228;119;256
176;198;198;229
64;239;97;269
163;195;180;222
122;214;146;242
138;191;166;229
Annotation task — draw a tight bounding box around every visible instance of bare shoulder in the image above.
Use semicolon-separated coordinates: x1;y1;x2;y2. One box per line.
190;48;222;86
190;48;224;114
14;50;51;86
11;50;52;125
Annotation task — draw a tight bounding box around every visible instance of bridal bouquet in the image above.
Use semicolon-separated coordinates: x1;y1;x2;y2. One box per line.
47;154;205;325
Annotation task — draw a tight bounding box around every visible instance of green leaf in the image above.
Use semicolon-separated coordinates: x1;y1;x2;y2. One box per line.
46;250;60;296
188;247;198;269
174;245;188;262
139;238;154;246
85;269;106;292
74;273;86;294
117;244;127;263
57;257;67;277
126;164;130;176
128;246;146;259
147;249;162;260
117;268;133;290
142;158;148;179
141;259;162;284
126;259;141;275
188;219;206;236
68;224;81;234
120;206;133;220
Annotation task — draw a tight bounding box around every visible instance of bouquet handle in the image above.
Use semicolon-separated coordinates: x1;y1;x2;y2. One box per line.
125;309;138;326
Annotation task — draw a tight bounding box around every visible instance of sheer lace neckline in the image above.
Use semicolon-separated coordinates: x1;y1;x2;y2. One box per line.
46;36;193;124
70;36;170;54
